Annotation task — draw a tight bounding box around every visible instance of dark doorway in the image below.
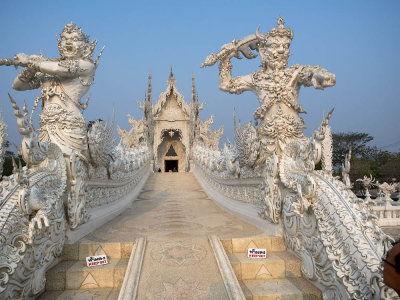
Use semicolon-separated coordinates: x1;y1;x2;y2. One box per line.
165;160;178;172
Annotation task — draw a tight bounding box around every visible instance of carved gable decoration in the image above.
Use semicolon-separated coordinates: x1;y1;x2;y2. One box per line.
166;145;177;156
153;69;190;120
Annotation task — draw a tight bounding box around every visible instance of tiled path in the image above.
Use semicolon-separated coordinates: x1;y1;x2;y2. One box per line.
81;173;263;299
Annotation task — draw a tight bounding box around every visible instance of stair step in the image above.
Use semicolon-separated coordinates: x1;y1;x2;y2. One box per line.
62;241;134;260
240;278;322;300
38;287;119;299
228;252;301;280
46;258;129;291
221;236;286;254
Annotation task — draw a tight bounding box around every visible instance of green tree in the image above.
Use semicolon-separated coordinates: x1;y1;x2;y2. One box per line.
332;132;374;167
332;132;400;182
1;141;26;178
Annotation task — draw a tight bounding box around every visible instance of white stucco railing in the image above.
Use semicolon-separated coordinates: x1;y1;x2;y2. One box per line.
356;187;400;227
372;205;400;226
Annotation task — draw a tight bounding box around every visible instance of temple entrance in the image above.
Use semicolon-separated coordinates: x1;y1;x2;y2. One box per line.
165;160;178;172
155;129;187;172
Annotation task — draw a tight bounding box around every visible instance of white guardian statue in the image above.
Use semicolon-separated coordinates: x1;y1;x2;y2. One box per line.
202;16;396;299
1;23;104;228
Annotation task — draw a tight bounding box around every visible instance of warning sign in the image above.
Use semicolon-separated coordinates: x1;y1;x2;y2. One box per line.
86;255;108;267
247;248;267;258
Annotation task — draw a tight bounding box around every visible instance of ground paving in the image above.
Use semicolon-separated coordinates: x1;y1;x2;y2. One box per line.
382;226;400;241
80;173;264;299
39;172;399;299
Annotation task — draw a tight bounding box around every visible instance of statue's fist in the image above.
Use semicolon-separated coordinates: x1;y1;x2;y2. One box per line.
312;71;336;90
322;73;336;87
221;40;240;60
13;53;29;66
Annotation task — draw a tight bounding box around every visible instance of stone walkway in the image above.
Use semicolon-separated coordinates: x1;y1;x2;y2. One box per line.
382;226;400;241
81;173;264;299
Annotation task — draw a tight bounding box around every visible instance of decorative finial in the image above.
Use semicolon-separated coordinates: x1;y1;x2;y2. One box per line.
192;72;196;103
255;15;293;43
167;67;176;86
277;15;285;28
233;107;237;130
147;71;152;104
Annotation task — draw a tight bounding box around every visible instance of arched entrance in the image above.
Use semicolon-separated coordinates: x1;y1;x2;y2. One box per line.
156;129;187;172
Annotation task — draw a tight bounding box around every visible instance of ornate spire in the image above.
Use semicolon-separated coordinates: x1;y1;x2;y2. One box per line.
167;66;176;86
233;107;237;131
147;71;152;105
191;72;196;104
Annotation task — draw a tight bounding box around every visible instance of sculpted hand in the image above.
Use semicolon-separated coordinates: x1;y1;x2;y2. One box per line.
27;210;50;244
202;39;240;68
13;53;30;67
221;40;241;60
312;71;336;90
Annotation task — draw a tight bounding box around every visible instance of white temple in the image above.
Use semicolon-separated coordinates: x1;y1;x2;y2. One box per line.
118;69;222;173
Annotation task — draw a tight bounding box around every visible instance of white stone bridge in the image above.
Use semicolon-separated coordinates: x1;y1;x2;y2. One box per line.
0;19;399;300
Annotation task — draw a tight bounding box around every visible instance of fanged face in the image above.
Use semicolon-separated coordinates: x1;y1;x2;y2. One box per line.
259;36;291;71
58;32;87;59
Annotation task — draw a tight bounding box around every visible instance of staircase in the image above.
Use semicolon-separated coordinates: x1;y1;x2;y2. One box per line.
220;236;322;300
38;241;133;299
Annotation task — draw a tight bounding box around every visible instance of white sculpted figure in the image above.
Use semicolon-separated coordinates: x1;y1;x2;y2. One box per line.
10;22;101;162
117;114;147;150
203;17;395;299
205;16;335;158
342;146;352;188
2;23;103;228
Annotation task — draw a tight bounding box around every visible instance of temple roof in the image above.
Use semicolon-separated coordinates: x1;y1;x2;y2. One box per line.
152;68;191;119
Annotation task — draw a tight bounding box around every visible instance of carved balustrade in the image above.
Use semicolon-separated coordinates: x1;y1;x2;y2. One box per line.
194;160;263;205
355;178;400;227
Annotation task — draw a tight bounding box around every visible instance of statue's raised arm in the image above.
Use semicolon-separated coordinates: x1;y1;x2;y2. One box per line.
217;42;254;95
201;31;260;95
11;23;99;95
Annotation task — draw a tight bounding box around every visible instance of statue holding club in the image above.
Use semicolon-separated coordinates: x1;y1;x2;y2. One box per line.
202;16;336;160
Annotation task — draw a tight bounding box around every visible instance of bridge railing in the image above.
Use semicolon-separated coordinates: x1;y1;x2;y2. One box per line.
0;110;151;298
191;132;397;299
354;178;400;227
193;160;263;205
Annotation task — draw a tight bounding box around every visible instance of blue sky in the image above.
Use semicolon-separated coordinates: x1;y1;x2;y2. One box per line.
1;0;399;152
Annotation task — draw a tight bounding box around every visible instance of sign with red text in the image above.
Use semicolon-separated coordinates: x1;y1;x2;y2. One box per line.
247;248;267;258
86;255;108;267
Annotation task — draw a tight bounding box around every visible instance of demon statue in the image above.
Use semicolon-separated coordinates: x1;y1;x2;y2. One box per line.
0;23;152;299
202;16;394;299
1;23;104;228
206;15;335;159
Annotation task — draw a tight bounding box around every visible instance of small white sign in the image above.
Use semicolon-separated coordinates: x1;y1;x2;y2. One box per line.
86;255;108;267
247;248;267;258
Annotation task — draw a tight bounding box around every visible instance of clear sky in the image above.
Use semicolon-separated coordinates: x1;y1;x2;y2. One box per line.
0;0;399;153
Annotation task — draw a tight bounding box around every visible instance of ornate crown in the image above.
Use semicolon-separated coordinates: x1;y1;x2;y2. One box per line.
256;16;294;44
57;22;98;60
60;22;89;42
